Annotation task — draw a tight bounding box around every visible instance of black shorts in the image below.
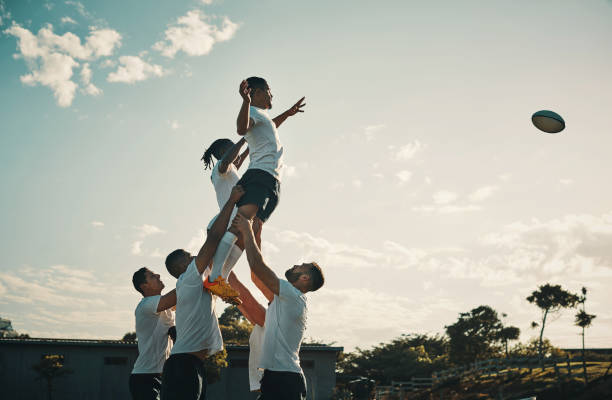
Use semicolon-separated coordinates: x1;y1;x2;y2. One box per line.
129;373;162;400
236;169;281;223
160;354;206;400
258;370;306;400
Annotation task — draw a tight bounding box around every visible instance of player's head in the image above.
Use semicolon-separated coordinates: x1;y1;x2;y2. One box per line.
247;76;272;110
202;138;234;170
165;249;194;279
285;262;325;293
132;267;165;296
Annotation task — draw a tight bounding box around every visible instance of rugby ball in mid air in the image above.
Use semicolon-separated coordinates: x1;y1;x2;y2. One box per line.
532;110;565;133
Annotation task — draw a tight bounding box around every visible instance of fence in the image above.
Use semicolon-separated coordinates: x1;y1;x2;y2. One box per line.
374;355;588;399
432;355;587;384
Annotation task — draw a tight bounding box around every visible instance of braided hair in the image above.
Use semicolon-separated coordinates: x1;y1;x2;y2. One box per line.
201;138;234;170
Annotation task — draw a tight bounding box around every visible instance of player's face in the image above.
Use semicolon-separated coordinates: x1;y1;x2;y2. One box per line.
145;270;164;291
254;87;273;109
285;263;309;283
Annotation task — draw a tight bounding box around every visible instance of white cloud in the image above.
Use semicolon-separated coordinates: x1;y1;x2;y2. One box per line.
153;10;239;58
364;124;385;141
433;190;458;205
85;28;122;58
80;63;101;96
61;16;77;25
107;55;164;83
0;265;106;306
396;170;412;183
65;1;91;19
281;165;297;180
559;179;573;185
201;0;214;4
0;1;11;26
131;240;143;255
352;179;362;189
134;224;165;238
412;204;482;214
468;185;499;202
169;120;180;130
91;220;104;227
395;140;423;161
4;23;121;106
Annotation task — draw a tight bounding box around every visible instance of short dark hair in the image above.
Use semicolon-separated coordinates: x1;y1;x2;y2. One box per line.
246;76;269;92
201;138;234;170
165;249;186;278
132;267;148;294
307;262;324;292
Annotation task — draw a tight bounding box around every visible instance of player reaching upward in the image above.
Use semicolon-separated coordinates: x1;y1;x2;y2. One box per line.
204;77;306;301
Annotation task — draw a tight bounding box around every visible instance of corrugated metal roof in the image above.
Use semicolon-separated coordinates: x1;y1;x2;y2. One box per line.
0;337;343;352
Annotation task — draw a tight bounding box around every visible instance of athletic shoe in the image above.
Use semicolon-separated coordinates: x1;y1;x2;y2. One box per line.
204;276;241;301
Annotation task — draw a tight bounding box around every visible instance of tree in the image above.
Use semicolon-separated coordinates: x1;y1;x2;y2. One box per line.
575;286;596;385
122;331;137;341
338;334;449;385
32;355;73;400
219;305;253;345
445;305;503;364
526;283;579;365
498;326;520;358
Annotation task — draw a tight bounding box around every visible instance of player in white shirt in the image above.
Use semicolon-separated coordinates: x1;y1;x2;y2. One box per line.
160;185;244;400
205;77;306;303
129;268;177;400
226;222;273;393
232;213;325;400
201;137;249;213
200;137;255;304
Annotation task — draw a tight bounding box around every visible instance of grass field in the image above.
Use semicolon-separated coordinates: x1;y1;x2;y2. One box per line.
378;361;612;400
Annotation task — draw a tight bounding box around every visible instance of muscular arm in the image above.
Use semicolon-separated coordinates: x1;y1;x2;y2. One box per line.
237;101;253;135
234;217;280;295
272;97;305;128
272;110;291;128
195;186;244;274
219;138;246;174
228;272;266;326
156;289;177;312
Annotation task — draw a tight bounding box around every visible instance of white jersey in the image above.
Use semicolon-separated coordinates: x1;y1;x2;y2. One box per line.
259;280;307;374
211;161;240;209
248;324;265;391
246;106;284;180
171;259;223;356
131;295;175;374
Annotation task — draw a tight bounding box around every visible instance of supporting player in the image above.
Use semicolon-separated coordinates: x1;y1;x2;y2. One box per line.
232;213;325;399
129;268;176;400
160;185;244;400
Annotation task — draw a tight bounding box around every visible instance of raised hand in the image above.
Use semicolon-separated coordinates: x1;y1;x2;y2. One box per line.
286;97;306;116
229;185;245;203
239;80;251;103
231;213;252;235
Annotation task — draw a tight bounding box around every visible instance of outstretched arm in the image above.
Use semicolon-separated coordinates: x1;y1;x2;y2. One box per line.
232;214;280;295
219;138;247;174
272;97;306;128
156;289;177;312
237;80;254;135
195;185;244;273
228;272;266;326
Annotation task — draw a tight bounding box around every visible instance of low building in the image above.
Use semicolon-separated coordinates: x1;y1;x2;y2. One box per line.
0;338;342;400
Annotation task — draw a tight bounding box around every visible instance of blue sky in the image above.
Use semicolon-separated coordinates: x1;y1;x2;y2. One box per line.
1;0;612;351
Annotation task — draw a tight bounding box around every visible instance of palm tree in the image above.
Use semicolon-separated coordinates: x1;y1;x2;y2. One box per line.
526;283;579;365
575;287;596;385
